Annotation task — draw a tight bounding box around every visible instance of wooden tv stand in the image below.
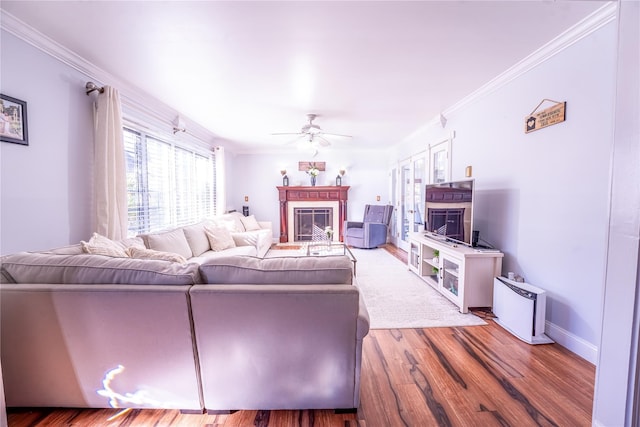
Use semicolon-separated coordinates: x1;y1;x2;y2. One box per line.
408;232;503;313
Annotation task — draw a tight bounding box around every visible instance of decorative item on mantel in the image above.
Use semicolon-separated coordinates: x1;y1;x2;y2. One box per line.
280;169;289;186
336;168;346;186
308;165;319;186
302;162;324;186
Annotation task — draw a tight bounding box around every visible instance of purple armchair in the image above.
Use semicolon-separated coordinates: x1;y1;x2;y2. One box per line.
344;204;393;249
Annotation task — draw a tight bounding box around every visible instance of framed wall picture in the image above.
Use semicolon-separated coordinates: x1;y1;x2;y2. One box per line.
1;94;28;146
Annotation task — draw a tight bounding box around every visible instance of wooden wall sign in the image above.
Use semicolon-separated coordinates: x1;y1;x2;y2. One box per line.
525;99;566;133
298;161;325;171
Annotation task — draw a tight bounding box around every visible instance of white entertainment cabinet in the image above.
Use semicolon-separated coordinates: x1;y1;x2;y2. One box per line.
408;232;504;313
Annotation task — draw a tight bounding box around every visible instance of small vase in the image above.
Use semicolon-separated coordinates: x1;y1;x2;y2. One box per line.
310;176;316;186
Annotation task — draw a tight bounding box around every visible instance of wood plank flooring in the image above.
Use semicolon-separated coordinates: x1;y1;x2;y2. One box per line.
6;245;595;427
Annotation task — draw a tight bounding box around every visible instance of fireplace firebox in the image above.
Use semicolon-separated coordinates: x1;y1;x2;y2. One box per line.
294;207;332;241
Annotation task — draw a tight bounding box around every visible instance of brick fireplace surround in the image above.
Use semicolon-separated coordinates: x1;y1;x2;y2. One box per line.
277;186;350;243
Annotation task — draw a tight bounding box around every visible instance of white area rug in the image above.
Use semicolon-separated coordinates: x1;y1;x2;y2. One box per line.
349;248;486;329
267;246;487;329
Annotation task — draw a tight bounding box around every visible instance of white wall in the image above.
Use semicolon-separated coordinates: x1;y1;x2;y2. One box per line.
397;20;618;362
1;30;94;254
227;149;392;241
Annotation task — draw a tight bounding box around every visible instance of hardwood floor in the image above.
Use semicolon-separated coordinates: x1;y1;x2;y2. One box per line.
6;245;595;427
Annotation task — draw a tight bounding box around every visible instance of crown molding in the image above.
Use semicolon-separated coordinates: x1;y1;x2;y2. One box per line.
405;2;618;141
0;9;219;148
1;10;93;76
443;2;617;118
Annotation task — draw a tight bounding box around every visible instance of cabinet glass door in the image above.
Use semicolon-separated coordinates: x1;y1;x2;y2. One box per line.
442;258;460;298
409;240;420;271
428;139;451;184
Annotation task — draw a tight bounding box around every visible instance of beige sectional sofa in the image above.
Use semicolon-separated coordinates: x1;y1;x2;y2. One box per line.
0;214;370;413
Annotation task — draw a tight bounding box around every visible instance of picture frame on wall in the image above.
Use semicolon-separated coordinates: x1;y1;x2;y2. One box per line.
1;94;29;146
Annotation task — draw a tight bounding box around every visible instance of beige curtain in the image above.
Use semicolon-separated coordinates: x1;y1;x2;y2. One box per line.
93;86;127;240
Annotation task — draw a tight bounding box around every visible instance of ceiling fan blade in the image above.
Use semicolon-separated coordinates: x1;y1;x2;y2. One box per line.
272;114;351;147
321;132;352;138
316;135;332;147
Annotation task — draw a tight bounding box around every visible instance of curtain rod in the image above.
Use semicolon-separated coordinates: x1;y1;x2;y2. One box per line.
84;81;216;150
85;81;104;95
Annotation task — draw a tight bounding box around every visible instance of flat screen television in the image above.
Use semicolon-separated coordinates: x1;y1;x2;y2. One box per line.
424;179;475;246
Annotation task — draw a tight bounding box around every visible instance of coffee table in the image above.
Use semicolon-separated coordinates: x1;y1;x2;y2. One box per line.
303;242;357;276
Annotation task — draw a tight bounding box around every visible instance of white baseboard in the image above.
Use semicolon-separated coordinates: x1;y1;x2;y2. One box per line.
545;320;598;364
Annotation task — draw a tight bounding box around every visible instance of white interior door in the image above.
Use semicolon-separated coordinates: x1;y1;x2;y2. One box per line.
398;154;426;251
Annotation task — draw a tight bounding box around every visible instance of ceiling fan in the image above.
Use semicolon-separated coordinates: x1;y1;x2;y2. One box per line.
271;114;352;148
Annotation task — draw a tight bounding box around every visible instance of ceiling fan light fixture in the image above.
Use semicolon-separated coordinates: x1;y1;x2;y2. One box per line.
273;113;351;152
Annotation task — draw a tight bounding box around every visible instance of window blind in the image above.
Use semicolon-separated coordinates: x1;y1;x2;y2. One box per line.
123;127;216;237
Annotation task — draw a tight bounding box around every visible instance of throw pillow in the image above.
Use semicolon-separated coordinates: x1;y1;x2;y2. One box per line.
143;228;193;259
240;214;261;231
126;247;188;264
205;226;237;252
182;221;213;256
81;232;129;258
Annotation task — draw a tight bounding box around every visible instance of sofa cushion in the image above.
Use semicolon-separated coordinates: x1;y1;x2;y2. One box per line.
199;255;353;285
240;215;261;231
44;244;85;255
205;226;237;251
218;212;245;232
80;232;129;258
143;228;193;259
210;218;236;232
189;246;257;264
126;247;188;264
231;229;272;258
0;252;200;285
182;221;212;256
